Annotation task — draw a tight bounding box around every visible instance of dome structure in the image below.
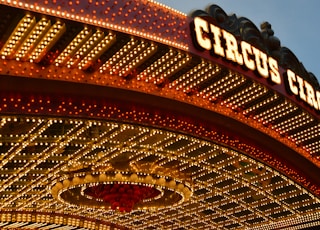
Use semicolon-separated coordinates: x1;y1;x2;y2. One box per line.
0;1;319;229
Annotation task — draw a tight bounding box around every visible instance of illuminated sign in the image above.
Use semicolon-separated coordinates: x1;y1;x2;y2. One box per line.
191;17;320;112
286;69;320;110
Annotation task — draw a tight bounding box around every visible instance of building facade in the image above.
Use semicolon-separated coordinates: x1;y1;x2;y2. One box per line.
0;0;319;229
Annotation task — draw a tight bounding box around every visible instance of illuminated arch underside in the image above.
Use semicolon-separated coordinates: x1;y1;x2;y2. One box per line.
0;1;319;229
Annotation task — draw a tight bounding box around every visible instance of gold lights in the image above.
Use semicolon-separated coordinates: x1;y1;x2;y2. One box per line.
78;32;116;70
99;38;158;77
0;211;116;229
0;117;320;228
170;61;220;93
0;0;317;172
15;17;51;61
273;111;314;134
0;15;65;63
0;14;36;58
0;116;318;229
222;82;268;109
0;1;319;230
254;100;298;124
197;71;246;101
137;49;192;84
30;20;66;63
54;27;92;66
51;169;192;211
66;29;105;68
0;0;189;50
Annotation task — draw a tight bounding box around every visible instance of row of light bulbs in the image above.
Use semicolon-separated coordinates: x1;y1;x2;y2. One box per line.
198;72;246;101
255;100;298;124
223;83;268;108
54;27;92;66
244;93;279;115
274;112;314;134
0;2;318;162
0;116;318;228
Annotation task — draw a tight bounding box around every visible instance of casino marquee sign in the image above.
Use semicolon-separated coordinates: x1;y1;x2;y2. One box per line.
190;16;320;113
0;1;320;230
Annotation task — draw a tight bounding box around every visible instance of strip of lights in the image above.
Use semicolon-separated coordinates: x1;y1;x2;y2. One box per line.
0;14;36;58
54;27;92;66
30;20;66;63
118;42;158;77
197;72;246;101
99;38;140;74
66;30;105;68
78;32;116;70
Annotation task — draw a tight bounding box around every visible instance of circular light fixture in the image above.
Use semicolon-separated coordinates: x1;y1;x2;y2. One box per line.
51;164;193;212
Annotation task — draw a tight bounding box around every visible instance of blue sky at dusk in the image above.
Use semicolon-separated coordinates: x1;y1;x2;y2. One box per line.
157;0;320;81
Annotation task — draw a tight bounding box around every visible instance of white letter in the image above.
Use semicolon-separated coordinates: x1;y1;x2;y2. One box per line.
210;24;224;57
194;17;211;50
287;69;298;95
268;57;281;84
296;75;307;101
304;81;318;109
222;30;243;65
241;41;255;70
316;90;320;111
252;47;268;78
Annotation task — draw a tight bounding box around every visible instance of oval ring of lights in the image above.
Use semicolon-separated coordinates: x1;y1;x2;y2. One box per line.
51;170;192;213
